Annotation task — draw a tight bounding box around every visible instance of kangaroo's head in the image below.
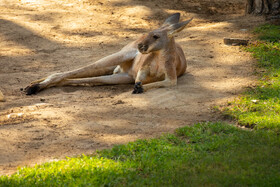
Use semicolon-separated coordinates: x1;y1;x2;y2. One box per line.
138;13;193;54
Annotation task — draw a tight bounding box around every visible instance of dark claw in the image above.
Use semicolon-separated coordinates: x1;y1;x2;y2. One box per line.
25;84;41;95
132;82;144;94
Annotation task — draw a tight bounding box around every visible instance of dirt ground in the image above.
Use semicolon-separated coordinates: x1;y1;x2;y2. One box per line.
0;0;265;175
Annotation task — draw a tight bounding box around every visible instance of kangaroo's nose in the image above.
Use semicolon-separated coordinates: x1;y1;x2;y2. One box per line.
138;43;148;53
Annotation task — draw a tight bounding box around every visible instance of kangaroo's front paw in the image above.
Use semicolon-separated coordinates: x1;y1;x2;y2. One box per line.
132;82;144;94
25;84;41;95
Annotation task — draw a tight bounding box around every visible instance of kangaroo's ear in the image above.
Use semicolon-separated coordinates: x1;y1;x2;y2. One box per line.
162;13;181;27
167;18;193;36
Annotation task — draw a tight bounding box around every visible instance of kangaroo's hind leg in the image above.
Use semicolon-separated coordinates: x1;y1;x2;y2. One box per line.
25;46;138;95
59;73;134;86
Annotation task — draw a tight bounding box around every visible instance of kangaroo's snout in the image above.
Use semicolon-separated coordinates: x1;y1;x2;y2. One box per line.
138;43;149;53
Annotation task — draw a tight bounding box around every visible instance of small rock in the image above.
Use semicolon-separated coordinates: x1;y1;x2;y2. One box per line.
224;38;249;46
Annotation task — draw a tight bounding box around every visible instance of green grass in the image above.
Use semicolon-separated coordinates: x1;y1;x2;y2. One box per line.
223;24;280;132
253;24;280;42
1;122;279;186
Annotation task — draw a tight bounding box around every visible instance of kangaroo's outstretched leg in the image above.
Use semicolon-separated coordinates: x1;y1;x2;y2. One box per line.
25;66;116;95
25;46;138;95
30;66;116;85
58;73;134;86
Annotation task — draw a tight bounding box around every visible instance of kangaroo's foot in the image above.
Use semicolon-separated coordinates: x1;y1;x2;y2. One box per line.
25;84;41;95
132;82;143;94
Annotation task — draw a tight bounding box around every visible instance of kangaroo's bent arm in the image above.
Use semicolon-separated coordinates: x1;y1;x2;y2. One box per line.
133;59;177;93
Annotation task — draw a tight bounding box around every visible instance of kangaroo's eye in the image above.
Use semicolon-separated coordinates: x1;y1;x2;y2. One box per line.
153;35;160;40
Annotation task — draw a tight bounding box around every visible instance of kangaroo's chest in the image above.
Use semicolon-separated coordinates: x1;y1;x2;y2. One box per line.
130;53;165;79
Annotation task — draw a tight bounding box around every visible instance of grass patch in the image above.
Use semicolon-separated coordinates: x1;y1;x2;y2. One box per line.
223;24;280;132
253;24;280;42
1;122;279;186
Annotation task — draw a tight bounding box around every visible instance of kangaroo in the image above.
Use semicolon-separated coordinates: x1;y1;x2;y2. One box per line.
25;13;192;95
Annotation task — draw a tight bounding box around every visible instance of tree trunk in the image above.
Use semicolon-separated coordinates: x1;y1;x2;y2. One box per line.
246;0;280;15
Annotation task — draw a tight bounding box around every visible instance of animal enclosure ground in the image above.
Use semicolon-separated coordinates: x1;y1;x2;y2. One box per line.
0;0;265;175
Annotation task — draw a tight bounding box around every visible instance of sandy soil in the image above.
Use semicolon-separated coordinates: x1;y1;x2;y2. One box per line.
0;0;265;175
